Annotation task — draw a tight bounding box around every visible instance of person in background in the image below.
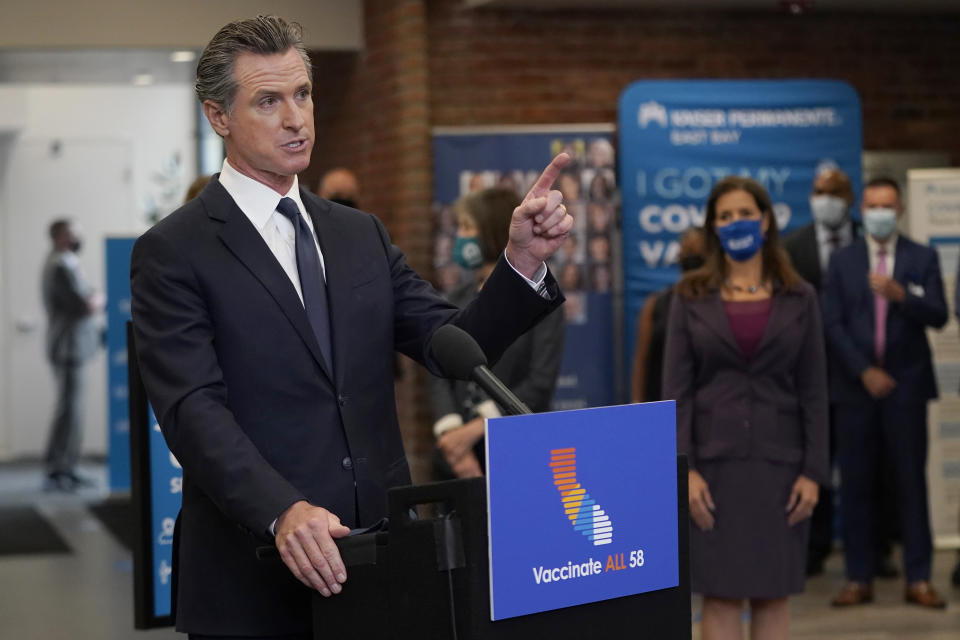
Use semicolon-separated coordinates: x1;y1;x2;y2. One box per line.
631;227;705;403
42;219;105;491
663;177;828;640
823;177;948;609
317;167;359;208
783;168;857;290
430;188;566;479
184;175;212;202
783;168;899;578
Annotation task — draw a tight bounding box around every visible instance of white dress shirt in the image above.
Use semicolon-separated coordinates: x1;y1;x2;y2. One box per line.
814;219;854;273
217;158;546;299
218;159;324;305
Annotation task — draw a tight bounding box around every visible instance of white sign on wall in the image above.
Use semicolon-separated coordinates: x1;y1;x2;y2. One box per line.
908;167;960;548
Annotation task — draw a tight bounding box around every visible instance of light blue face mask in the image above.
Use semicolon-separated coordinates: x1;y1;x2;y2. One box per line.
452;236;484;270
863;207;898;241
716;218;765;262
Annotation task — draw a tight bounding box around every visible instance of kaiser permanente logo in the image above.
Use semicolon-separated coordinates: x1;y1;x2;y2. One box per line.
550;448;613;546
638;99;842;130
533;448;645;586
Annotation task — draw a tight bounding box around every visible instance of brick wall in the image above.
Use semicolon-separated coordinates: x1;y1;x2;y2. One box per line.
306;0;960;482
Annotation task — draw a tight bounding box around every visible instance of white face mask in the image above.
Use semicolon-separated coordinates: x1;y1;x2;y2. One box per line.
863;207;898;241
810;195;848;228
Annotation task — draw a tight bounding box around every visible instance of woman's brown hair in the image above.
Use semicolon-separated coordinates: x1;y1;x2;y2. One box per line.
676;176;802;298
454;187;521;264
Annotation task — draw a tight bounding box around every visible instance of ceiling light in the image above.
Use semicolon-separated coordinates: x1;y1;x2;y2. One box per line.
133;73;154;86
170;51;196;63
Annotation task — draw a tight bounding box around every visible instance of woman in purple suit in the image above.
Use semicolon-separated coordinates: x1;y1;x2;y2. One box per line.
663;177;829;640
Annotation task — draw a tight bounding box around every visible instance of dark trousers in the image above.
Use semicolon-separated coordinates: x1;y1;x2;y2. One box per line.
44;361;85;475
835;399;933;583
808;405;900;567
807;407;836;566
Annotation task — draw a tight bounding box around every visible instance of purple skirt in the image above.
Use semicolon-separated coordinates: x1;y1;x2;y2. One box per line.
690;457;810;599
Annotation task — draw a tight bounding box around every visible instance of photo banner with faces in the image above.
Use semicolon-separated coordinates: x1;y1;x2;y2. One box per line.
432;128;617;410
618;80;863;374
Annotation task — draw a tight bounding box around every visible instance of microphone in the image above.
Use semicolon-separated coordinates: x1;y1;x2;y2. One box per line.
427;324;532;416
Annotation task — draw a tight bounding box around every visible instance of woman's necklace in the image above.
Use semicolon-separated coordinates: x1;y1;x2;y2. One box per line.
725;279;766;294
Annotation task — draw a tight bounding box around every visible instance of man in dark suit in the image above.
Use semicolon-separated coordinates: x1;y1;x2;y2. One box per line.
783;168;857;291
823;177;948;608
782;169;858;576
130;17;571;638
42;219;103;491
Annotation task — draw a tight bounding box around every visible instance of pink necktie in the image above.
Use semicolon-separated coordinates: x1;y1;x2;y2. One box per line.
874;247;888;362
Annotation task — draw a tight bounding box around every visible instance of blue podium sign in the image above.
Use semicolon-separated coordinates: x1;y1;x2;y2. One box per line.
485;402;678;620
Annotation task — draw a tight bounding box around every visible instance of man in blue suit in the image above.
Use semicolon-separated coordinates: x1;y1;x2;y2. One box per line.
823;177;948;608
130;16;572;638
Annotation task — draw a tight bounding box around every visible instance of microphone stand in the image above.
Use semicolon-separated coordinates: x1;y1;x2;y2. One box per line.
471;365;532;416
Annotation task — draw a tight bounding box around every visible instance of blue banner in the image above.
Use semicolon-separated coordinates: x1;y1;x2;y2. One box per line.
148;407;181;616
105;237;135;491
485;402;678;620
618;80;862;369
433;130;617;409
106;237;181;617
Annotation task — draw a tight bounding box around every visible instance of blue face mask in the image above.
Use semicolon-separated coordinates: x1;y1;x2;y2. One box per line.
452;236;484;270
716;218;765;262
863;207;898;241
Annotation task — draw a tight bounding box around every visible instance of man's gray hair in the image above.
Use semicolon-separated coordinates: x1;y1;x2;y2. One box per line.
195;15;313;112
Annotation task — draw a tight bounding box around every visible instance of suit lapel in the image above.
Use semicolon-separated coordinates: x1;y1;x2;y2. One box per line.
688;293;744;363
200;179;334;383
892;236;909;284
302;191;348;389
752;292;798;361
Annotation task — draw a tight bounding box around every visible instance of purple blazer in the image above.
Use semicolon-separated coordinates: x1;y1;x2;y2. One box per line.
662;281;829;484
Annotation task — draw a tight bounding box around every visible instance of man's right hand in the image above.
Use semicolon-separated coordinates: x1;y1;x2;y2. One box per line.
275;501;350;597
861;366;896;399
688;470;716;532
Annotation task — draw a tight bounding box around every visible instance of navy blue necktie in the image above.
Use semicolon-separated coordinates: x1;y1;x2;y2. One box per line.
276;197;333;371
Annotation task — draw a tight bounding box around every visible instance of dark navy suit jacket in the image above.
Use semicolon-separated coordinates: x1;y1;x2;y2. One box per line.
130;178;561;635
821;235;947;406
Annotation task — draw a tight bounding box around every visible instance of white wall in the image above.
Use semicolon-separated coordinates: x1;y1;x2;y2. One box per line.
20;84;198;229
0;83;196;460
0;0;363;50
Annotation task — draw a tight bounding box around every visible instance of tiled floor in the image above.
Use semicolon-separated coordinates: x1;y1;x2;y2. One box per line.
0;461;178;639
1;461;958;639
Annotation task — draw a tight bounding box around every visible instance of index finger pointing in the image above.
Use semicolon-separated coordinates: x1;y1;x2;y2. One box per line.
524;153;571;201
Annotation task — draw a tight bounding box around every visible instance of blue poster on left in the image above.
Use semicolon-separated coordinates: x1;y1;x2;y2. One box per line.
105;236;181;617
105;237;135;491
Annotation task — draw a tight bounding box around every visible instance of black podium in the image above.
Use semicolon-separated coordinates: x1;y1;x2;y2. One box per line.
311;458;690;639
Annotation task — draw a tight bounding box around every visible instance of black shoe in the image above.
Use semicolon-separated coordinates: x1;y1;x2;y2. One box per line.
876;556;901;579
43;471;77;493
806;556;826;577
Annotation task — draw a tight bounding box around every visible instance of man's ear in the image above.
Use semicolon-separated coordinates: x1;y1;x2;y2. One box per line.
203;100;231;138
